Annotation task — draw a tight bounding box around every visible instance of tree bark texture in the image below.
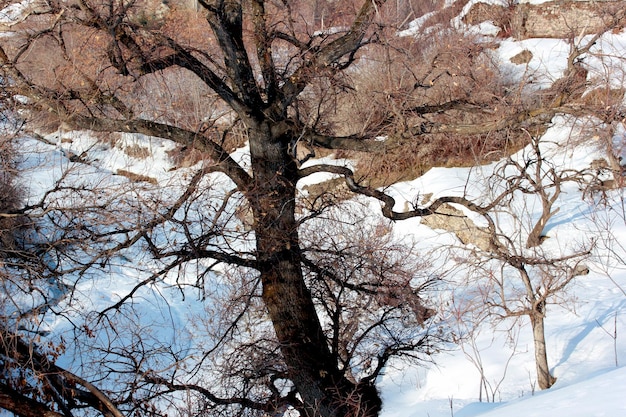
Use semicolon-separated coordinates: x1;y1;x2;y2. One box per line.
0;383;64;417
248;123;381;417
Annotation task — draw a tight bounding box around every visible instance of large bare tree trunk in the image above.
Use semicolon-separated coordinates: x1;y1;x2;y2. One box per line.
247;122;381;417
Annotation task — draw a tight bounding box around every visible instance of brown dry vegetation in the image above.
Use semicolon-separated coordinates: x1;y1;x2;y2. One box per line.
123;143;151;159
286;0;447;31
115;169;158;184
10;0;544;191
325;26;533;186
11;0;528;184
8;0;600;189
3;0;617;215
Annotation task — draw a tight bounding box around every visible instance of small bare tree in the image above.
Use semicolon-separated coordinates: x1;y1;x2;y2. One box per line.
445;134;593;391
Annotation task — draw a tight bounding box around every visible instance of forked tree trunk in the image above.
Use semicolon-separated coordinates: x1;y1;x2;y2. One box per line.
247;123;381;417
530;305;557;390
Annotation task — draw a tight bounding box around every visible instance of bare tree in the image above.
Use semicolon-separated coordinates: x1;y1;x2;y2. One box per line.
0;0;622;416
443;134;593;391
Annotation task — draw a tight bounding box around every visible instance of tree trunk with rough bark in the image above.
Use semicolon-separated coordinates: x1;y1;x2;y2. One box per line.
248;122;381;417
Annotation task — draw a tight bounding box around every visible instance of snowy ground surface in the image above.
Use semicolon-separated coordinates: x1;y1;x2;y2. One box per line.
378;2;626;416
378;135;626;416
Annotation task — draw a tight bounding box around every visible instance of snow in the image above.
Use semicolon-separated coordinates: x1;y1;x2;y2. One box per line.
0;0;33;25
460;366;626;417
378;141;626;416
375;22;626;417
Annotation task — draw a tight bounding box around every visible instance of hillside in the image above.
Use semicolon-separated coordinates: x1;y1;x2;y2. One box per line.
380;1;626;416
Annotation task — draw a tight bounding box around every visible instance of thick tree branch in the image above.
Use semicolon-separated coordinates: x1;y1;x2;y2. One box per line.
67;115;251;188
279;0;388;109
0;383;64;417
298;164;503;221
199;0;264;111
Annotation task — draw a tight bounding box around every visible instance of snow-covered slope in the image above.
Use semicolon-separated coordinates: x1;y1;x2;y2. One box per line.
377;8;626;417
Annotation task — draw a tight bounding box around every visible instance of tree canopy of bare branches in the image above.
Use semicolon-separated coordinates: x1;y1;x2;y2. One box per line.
0;1;624;416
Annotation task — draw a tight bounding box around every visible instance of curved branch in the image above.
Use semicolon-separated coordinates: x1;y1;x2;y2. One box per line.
144;373;272;412
51;369;124;417
68;115;252;190
297;164;497;220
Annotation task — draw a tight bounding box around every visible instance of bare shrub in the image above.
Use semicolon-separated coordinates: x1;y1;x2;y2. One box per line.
442;135;593;391
300;202;441;382
353;129;528;188
331;30;527;186
581;87;626;109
